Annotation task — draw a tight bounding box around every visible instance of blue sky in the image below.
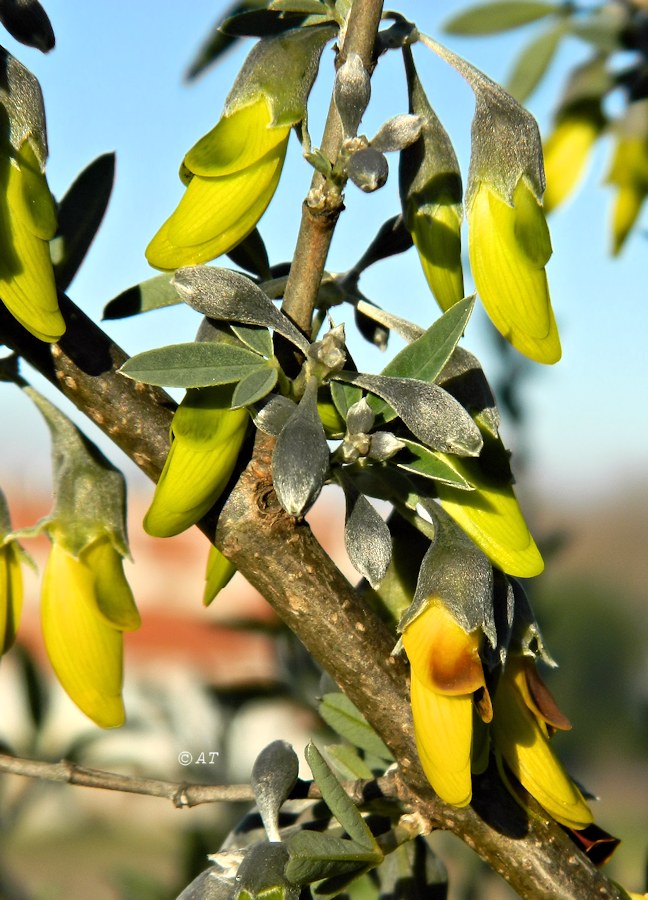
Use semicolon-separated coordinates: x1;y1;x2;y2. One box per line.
1;0;647;503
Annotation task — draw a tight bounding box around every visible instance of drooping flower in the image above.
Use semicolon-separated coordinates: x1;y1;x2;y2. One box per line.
467;176;560;364
144;384;249;538
402;598;489;807
146;26;334;270
606;100;648;255
492;655;592;829
41;534;140;728
0;49;64;342
543;104;604;213
0;489;27;656
399;47;464;312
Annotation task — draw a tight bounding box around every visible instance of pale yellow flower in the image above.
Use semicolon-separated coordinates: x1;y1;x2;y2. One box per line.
41;536;140;728
144;385;249;538
543;113;601;213
468;177;561;364
146;96;290;269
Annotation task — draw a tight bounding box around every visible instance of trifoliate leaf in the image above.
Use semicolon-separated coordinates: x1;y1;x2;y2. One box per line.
103;274;179;319
272;378;329;516
173;266;310;353
230;324;273;358
119;342;265;389
285;832;377;885
231;365;278;408
252;740;300;842
444;1;559;35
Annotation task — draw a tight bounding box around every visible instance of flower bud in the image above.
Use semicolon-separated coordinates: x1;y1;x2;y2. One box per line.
606;99;648;255
347;146;389;192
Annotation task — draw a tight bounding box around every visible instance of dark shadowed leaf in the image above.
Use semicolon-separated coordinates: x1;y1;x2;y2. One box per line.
272;379;329;515
103;274;178;320
184;0;266;80
236;842;298;900
343;488;392;588
0;0;55;52
252;740;300;842
119;342;265;388
444;1;559;35
221;9;329;38
319;693;393;761
231;364;278;408
52;153;115;291
226;227;271;280
506;23;565;102
174;266;310;353
350;215;413;276
377;837;448;898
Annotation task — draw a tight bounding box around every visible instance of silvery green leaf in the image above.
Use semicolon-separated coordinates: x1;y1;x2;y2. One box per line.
401;501;495;647
231;365;278;408
285;832;377;884
378;837;448;896
346;398;374;436
438;346;499;439
444;1;559;35
119;342;266;389
0;0;55;52
251;740;300;842
336;372;482;457
230;323;273;358
103;273;178;320
355;299;423;344
371;114;424;153
324;743;373;780
173;267;310;353
272;378;329;515
235;842;298;899
334;51;370;138
252;394;296;436
0;47;48;164
506;23;565;103
347;147;388;193
175;866;236;900
343;487;392;588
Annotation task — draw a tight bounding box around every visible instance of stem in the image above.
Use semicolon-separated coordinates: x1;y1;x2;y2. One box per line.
280;0;385;334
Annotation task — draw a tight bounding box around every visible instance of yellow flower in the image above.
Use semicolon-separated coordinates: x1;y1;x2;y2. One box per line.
0;537;23;656
409;200;464;313
543;111;602;213
467;176;561;365
0;138;64;341
402;598;488;807
492;656;593;829
41;536;140;728
435;457;543;578
144;385;249;538
607;134;648;256
146;96;290;270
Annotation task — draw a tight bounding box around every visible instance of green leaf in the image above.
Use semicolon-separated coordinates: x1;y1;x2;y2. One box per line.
119;342;265;388
286;832;378;885
305;743;380;853
331;379;363;420
271;0;329;13
231;324;274;358
232;364;278;408
343;488;392;589
51;153;115;291
444;1;559;35
324;744;374;781
319;695;392;762
103;274;179;319
506;23;566;102
392;438;472;488
378;296;475;394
